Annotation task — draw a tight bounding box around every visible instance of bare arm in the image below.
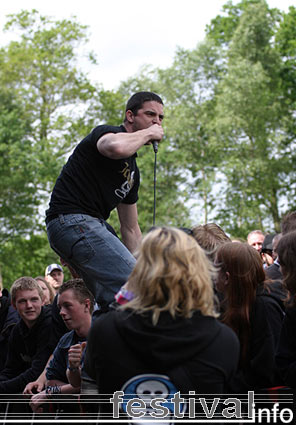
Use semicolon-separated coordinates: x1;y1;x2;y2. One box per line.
66;342;86;388
117;203;142;254
29;382;79;413
97;124;164;159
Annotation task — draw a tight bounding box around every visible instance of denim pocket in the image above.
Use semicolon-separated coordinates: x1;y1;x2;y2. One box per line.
68;234;96;264
47;215;96;264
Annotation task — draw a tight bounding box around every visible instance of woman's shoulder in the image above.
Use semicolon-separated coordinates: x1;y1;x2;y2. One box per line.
255;281;286;311
193;313;240;351
217;320;240;345
91;308;129;330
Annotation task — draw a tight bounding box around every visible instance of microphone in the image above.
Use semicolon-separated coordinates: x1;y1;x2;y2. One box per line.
152;141;158;153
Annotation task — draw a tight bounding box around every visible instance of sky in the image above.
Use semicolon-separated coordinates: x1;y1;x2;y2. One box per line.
0;0;294;90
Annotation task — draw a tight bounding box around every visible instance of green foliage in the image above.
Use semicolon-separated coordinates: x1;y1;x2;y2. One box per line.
275;6;296;106
153;40;225;225
0;10;100;282
211;0;293;235
1;2;296;283
0;233;71;290
206;0;281;46
0;9;98;187
0;90;38;245
136;145;190;232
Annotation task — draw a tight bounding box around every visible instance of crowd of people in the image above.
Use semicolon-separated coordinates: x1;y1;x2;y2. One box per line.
0;218;295;422
0;91;295;423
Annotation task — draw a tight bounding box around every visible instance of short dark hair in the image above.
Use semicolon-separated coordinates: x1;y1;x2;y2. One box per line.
125;91;163;116
58;279;95;314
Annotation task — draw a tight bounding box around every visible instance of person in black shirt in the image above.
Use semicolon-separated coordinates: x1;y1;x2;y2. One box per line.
0;286;19;372
46;92;164;309
276;230;296;388
0;277;52;394
215;242;285;391
83;227;239;421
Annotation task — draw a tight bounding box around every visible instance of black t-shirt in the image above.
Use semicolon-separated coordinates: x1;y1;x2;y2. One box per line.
46;125;140;221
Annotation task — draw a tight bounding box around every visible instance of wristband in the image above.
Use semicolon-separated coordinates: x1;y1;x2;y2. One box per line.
45;385;61;397
68;366;79;372
115;288;134;305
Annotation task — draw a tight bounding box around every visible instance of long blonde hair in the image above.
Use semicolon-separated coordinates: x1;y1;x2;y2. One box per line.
122;226;218;324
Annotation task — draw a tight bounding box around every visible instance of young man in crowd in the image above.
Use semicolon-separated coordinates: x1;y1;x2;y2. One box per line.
28;279;94;414
0;277;52;394
45;263;64;293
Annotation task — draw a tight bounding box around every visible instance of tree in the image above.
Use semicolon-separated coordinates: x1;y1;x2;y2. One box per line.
211;1;294;234
152;39;225;225
0;90;37;245
275;6;296;106
206;0;281;47
0;9;98;191
0;10;100;286
1;234;58;288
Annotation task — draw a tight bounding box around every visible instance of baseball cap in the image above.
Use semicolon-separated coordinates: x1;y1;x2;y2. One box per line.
45;263;63;275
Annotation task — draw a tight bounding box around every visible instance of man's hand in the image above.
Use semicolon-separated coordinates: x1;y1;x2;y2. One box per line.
97;124;164;159
45;274;58;290
23;379;45;395
29;390;47;413
68;342;86;370
145;123;164;145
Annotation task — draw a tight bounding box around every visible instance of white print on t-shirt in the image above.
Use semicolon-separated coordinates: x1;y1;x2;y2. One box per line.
115;162;135;200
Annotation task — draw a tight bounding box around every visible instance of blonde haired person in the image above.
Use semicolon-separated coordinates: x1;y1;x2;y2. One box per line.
35;276;55;305
121;226;218;323
0;277;52;394
83;227;239;420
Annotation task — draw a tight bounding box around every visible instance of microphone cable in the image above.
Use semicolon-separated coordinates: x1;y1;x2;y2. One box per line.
152;142;158;226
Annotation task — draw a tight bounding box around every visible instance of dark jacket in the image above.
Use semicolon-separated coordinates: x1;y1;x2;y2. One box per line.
0;305;53;393
266;263;283;281
84;309;240;398
276;306;296;388
0;292;19;372
46;330;86;383
230;282;286;392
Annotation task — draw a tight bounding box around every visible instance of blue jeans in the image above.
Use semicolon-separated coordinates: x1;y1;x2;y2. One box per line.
46;214;136;307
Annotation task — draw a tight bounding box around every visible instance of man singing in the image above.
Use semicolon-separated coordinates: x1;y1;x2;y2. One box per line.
45;91;164;310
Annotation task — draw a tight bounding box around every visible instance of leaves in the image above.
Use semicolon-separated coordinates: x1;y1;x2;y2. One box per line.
1;3;296;287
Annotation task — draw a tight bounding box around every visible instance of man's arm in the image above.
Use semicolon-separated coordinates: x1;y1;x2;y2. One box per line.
66;342;87;389
29;381;79;413
23;354;53;395
0;346;52;394
97;124;163;159
117;203;142;254
0;320;51;393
